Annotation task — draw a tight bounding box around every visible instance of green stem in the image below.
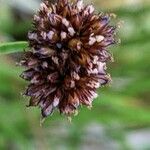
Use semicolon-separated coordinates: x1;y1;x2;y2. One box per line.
0;41;28;55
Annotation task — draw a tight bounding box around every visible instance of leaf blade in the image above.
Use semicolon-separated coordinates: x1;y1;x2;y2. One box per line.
0;41;28;54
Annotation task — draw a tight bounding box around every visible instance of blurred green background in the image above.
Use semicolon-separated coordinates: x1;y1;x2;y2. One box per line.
0;0;150;150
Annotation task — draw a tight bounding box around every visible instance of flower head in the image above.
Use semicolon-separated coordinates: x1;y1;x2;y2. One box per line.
20;0;117;118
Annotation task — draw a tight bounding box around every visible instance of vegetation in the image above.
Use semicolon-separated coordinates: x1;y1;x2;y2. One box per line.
0;0;150;149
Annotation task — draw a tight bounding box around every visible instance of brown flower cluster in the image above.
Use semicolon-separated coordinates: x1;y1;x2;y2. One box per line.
20;0;117;118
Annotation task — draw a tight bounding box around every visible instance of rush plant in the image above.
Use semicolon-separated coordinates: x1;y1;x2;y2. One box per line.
0;0;117;119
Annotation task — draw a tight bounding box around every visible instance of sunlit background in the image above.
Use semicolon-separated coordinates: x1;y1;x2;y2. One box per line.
0;0;150;150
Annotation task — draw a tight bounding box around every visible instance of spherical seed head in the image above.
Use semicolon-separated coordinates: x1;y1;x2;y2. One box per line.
21;0;117;118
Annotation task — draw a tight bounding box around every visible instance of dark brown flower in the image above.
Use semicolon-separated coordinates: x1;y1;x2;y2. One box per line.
20;0;117;118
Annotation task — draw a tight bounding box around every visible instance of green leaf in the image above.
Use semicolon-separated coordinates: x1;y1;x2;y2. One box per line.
0;41;28;54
